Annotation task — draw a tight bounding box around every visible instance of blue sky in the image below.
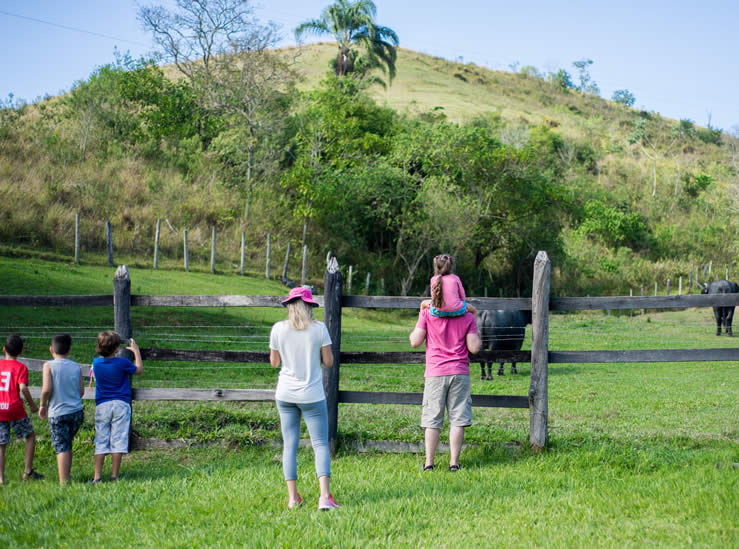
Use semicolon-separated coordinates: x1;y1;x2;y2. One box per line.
1;0;737;132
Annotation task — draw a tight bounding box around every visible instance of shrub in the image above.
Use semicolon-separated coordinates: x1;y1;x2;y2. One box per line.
696;124;723;145
611;89;635;107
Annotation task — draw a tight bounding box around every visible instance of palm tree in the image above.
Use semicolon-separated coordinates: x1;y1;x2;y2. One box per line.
295;0;399;85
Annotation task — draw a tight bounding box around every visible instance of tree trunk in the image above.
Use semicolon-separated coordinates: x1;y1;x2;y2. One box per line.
244;145;255;221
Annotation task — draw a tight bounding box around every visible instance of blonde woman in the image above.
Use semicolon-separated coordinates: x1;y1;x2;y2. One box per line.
270;286;338;510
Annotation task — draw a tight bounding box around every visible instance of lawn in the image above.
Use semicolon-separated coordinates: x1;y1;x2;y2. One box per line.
0;257;737;547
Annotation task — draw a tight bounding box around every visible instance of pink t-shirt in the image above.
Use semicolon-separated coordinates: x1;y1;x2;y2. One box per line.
415;309;477;377
430;274;467;312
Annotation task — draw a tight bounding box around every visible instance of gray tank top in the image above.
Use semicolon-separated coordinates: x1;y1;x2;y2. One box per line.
48;358;83;418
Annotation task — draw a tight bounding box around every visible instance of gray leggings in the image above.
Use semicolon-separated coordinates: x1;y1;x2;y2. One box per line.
276;399;331;481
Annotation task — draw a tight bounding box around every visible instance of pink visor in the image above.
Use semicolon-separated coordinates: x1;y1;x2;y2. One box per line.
281;286;319;307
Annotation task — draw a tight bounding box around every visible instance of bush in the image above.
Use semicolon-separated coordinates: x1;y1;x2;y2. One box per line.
696;124;723;145
611;89;635;107
578;199;650;250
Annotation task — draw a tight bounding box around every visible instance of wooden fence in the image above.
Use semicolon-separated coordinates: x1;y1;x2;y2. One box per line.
4;252;739;453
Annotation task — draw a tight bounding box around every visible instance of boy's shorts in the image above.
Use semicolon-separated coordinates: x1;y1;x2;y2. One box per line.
49;409;84;454
421;374;472;429
94;400;131;455
0;416;35;445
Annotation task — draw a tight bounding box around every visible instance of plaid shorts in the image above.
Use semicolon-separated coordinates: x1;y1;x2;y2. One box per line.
49;409;84;454
0;416;35;445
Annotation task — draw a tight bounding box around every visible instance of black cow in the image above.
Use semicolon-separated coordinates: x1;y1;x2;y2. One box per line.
478;310;532;379
699;279;738;336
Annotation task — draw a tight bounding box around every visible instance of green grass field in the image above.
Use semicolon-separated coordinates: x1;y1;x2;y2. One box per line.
0;257;737;547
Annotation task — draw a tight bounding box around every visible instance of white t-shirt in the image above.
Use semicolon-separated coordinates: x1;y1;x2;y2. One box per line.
270;320;332;403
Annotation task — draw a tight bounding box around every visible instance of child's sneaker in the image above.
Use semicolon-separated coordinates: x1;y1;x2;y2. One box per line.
22;470;44;481
288;493;303;509
318;494;339;511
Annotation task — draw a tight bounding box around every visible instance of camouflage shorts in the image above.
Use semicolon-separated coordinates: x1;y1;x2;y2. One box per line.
0;416;35;445
49;409;84;454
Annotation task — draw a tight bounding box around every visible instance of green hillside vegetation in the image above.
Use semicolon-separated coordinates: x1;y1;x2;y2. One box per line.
1;43;737;296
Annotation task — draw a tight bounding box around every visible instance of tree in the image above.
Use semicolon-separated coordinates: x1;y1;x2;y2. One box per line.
281;77;396;253
206;44;297;221
548;69;573;91
138;0;268;85
295;0;399;86
139;0;296;220
572;58;599;95
612;89;636;107
138;1;277;138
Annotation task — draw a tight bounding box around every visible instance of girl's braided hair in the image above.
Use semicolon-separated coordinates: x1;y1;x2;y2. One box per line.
431;254;455;309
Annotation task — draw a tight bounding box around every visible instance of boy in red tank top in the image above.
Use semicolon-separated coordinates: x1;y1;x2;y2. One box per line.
0;334;42;483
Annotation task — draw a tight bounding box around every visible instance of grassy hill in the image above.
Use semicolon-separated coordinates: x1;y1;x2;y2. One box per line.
0;43;736;295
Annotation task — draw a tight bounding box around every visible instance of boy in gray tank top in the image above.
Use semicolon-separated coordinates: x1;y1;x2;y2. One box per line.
39;334;84;484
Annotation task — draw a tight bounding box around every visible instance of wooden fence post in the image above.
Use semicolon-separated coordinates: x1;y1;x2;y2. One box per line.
114;265;133;346
347;265;353;294
629;289;633;317
210;227;216;274
381;278;385;296
641;285;645;315
74;212;80;265
266;233;272;279
529;251;550;451
153;219;161;269
666;279;670;296
183;229;189;272
301;244;308;285
323;257;343;457
240;232;245;276
282;241;291;281
113;265;134;449
365;272;371;295
679;277;682;296
106;221;113;267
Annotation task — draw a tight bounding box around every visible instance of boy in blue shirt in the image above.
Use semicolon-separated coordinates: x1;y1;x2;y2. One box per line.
90;331;143;484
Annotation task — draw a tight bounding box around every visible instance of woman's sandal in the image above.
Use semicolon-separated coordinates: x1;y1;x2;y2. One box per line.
423;464;434;471
449;465;461;472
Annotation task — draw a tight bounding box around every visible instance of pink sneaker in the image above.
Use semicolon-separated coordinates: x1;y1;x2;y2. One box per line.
318;493;339;511
288;493;303;509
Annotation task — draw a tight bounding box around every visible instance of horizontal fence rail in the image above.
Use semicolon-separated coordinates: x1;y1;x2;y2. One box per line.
141;348;739;364
2;293;737;310
21;345;739;379
25;386;530;407
0;295;113;306
549;294;739;310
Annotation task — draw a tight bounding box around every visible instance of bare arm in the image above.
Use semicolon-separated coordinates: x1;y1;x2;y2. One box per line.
127;338;143;374
20;383;38;414
321;345;334;368
270;349;281;368
409;326;427;348
38;362;52;418
466;332;482;355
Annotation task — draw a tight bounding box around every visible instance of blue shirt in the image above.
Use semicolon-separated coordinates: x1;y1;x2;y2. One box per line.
92;356;137;405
